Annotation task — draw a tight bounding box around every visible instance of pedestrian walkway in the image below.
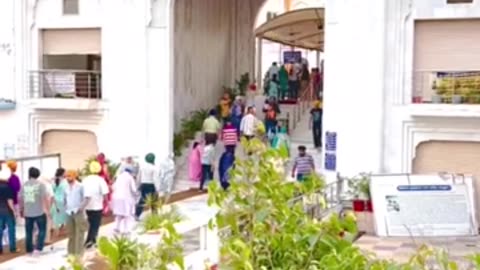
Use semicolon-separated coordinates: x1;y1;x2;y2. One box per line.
0;195;213;269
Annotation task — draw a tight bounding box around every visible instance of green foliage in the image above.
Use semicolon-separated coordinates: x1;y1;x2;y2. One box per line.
347;173;371;200
207;138;360;269
141;194;182;233
98;235;140;270
78;155;120;180
207;139;480;270
235;72;250;97
58;255;87;270
173;109;209;156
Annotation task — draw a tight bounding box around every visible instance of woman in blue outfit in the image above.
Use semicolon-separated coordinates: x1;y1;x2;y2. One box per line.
218;145;235;190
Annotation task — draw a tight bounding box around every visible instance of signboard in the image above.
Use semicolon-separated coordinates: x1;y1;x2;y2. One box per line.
370;174;478;237
283;51;302;64
324;131;337;171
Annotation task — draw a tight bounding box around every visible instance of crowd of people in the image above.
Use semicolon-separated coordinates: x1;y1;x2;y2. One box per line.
0;151;174;259
188;90;318;191
264;60;323;101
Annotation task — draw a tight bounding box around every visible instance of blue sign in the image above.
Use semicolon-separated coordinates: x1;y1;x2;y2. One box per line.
397;185;452;192
283;51;302;64
325;132;337;151
324;152;337;171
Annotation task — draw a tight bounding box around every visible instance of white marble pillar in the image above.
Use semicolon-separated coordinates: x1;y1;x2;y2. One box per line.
100;0;149;160
322;0;386;178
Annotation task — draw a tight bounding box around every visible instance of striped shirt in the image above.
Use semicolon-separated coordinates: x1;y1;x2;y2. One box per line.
222;127;238;146
294;154;315;175
240;114;257;136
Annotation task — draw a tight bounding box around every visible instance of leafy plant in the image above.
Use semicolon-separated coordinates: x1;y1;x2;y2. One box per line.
207;138;361;269
94;199;185;270
347;173;371;200
173;109;209;156
141;194;182;233
97;235;140;270
79;155;120;180
233;72;250;97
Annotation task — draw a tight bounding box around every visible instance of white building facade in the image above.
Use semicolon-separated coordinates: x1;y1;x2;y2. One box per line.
2;0;480;181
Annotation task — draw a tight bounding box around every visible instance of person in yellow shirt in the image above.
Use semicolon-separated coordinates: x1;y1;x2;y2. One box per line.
203;109;221;145
219;93;232;123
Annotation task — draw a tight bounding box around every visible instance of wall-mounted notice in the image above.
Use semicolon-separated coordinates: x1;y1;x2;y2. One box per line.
370;174;478;237
324;131;337;171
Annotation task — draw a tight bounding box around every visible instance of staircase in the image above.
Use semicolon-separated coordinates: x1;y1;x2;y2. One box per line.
172;85;318;193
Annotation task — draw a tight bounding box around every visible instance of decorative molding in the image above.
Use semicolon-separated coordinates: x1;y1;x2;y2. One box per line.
27;111;104;155
401;119;480;173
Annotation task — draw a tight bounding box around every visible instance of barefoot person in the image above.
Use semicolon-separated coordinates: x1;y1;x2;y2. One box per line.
111;166;137;235
0;164;18;254
64;170;89;257
51;168;67;237
83;161;109;249
20;167;50;256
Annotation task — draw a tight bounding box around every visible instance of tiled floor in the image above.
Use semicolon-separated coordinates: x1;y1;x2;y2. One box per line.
356;234;480;266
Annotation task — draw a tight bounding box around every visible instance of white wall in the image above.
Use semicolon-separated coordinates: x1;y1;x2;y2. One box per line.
382;0;480;175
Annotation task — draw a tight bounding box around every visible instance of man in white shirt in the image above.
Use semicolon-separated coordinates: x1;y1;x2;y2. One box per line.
135;153;160;219
240;106;258;140
82;161;109;249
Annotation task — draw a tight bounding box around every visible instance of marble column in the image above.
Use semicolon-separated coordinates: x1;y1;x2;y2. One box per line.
322;0;387;178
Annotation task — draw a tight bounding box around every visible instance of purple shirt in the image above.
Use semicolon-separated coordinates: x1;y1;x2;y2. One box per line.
8;174;21;205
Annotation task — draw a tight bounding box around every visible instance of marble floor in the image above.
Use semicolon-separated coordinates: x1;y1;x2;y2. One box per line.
356;234;480;267
0;195;212;270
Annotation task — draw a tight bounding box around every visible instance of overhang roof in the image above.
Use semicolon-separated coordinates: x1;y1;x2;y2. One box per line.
254;8;324;51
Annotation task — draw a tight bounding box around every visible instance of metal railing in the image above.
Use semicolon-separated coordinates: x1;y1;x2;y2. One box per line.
218;178;346;239
412;70;480;104
0;153;61;184
28;69;102;99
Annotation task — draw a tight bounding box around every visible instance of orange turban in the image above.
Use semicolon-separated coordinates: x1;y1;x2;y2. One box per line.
6;161;17;172
65;170;78;179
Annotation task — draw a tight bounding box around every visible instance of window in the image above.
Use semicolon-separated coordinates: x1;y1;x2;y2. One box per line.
447;0;473;3
63;0;79;15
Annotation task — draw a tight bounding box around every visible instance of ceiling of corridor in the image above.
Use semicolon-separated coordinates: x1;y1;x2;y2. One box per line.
254;8;324;51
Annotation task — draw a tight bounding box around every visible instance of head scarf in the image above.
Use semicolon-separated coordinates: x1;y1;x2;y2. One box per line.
6;160;17;173
123;164;135;174
0;164;10;182
89;161;102;174
145;153;155;164
97;153;106;165
65;170;78;179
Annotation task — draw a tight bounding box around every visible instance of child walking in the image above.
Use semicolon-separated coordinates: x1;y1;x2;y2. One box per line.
200;142;215;191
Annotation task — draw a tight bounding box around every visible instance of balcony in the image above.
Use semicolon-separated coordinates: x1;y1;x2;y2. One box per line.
27;69;104;110
409;70;480;117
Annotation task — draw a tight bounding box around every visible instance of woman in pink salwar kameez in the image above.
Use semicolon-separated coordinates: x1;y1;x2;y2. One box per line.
111;166;137;235
188;142;202;185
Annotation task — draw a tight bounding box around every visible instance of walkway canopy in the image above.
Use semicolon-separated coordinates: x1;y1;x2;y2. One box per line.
254;8;325;51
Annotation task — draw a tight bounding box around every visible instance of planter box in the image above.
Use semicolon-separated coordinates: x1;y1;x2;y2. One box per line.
412;96;423;103
352;199;373;212
355;211;375;235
